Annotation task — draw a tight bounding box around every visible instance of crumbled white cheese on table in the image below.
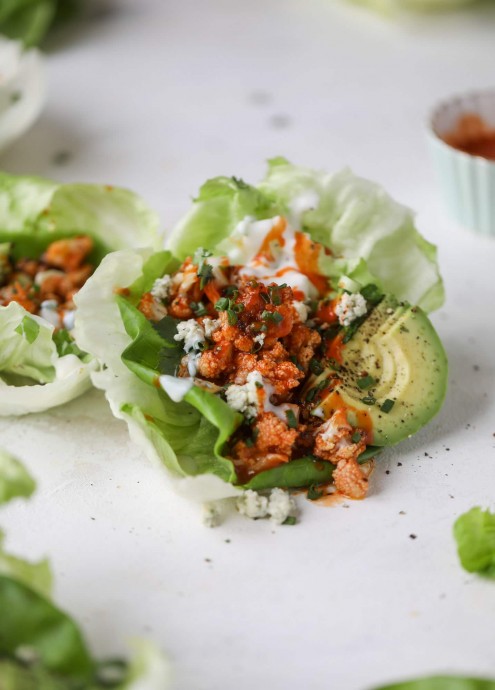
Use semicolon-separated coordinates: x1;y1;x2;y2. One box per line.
237;488;297;524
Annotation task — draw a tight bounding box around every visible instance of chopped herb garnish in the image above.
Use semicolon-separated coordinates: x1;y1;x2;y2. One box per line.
305;387;317;402
290;355;304;372
152;315;179;341
215;297;230;311
268;285;282;305
307;484;324;501
360;283;383;305
260;324;268;333
309;358;324;376
351;431;361;443
190;301;207;317
357;375;375;390
327;358;342;371
283;516;297;526
193;247;212;266
227;310;238;326
255;381;263;389
260;292;270;303
361;395;376;405
224;285;239;297
285;409;298;428
380;398;395;413
261;309;283;324
197;262;213;289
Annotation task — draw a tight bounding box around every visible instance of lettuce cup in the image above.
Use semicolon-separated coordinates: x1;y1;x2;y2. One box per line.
75;159;447;511
0;174;161;416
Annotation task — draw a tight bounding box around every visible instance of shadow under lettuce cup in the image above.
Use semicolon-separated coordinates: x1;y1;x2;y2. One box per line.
428;90;495;236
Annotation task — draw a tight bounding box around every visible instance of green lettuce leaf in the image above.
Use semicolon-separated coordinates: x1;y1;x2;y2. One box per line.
370;677;495;689
0;0;80;48
0;173;161;416
258;158;444;312
453;507;495;577
167;175;275;261
0;448;35;505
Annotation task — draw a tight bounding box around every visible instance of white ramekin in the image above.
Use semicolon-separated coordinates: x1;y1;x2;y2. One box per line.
428;90;495;237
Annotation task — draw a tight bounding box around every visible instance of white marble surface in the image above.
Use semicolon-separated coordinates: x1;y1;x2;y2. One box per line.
1;1;495;688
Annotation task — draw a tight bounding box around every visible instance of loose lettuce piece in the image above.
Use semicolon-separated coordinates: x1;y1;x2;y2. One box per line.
258;158;444;312
0;37;45;154
0;173;161;416
370;677;495;689
0;452;170;689
0;448;35;505
351;0;478;16
245;456;334;491
453;507;495;577
0;0;80;48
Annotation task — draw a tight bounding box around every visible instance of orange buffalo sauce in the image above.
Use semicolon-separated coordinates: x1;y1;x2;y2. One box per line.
319;389;374;445
294;232;330;296
444;113;495;161
326;332;346;364
255;217;287;261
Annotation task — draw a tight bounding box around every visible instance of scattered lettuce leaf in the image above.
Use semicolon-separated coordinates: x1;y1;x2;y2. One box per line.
453;507;495;577
0;448;35;505
370;676;495;689
0;0;81;48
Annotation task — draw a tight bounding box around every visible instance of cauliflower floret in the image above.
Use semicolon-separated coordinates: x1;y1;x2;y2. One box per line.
174;319;205;352
151;274;173;301
225;370;262;417
237;490;269;519
335;292;367;327
267;488;296;525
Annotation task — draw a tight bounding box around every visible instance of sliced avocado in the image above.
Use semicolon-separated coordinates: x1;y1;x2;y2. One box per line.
310;295;448;446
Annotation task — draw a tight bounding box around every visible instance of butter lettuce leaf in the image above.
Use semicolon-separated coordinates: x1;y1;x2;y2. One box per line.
258;158;444;312
166;159;443;312
371;677;495;689
167;175;275;261
454;507;495;577
0;173;161;416
0;448;35;505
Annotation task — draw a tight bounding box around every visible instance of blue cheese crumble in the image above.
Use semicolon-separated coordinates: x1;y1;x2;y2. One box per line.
174;318;205;353
237;488;296;524
225;370;262;417
335;292;367;327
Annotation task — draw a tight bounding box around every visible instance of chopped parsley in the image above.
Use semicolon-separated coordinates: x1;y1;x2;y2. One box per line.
307;484;324;501
351;431;361;443
357;375;375;390
261;309;283;324
285;409;298;429
380;398;395;413
190;301;207;317
309;358;324;376
283;516;297;526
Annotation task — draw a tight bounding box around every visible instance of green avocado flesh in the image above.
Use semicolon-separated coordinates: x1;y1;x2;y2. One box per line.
313;296;448;446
